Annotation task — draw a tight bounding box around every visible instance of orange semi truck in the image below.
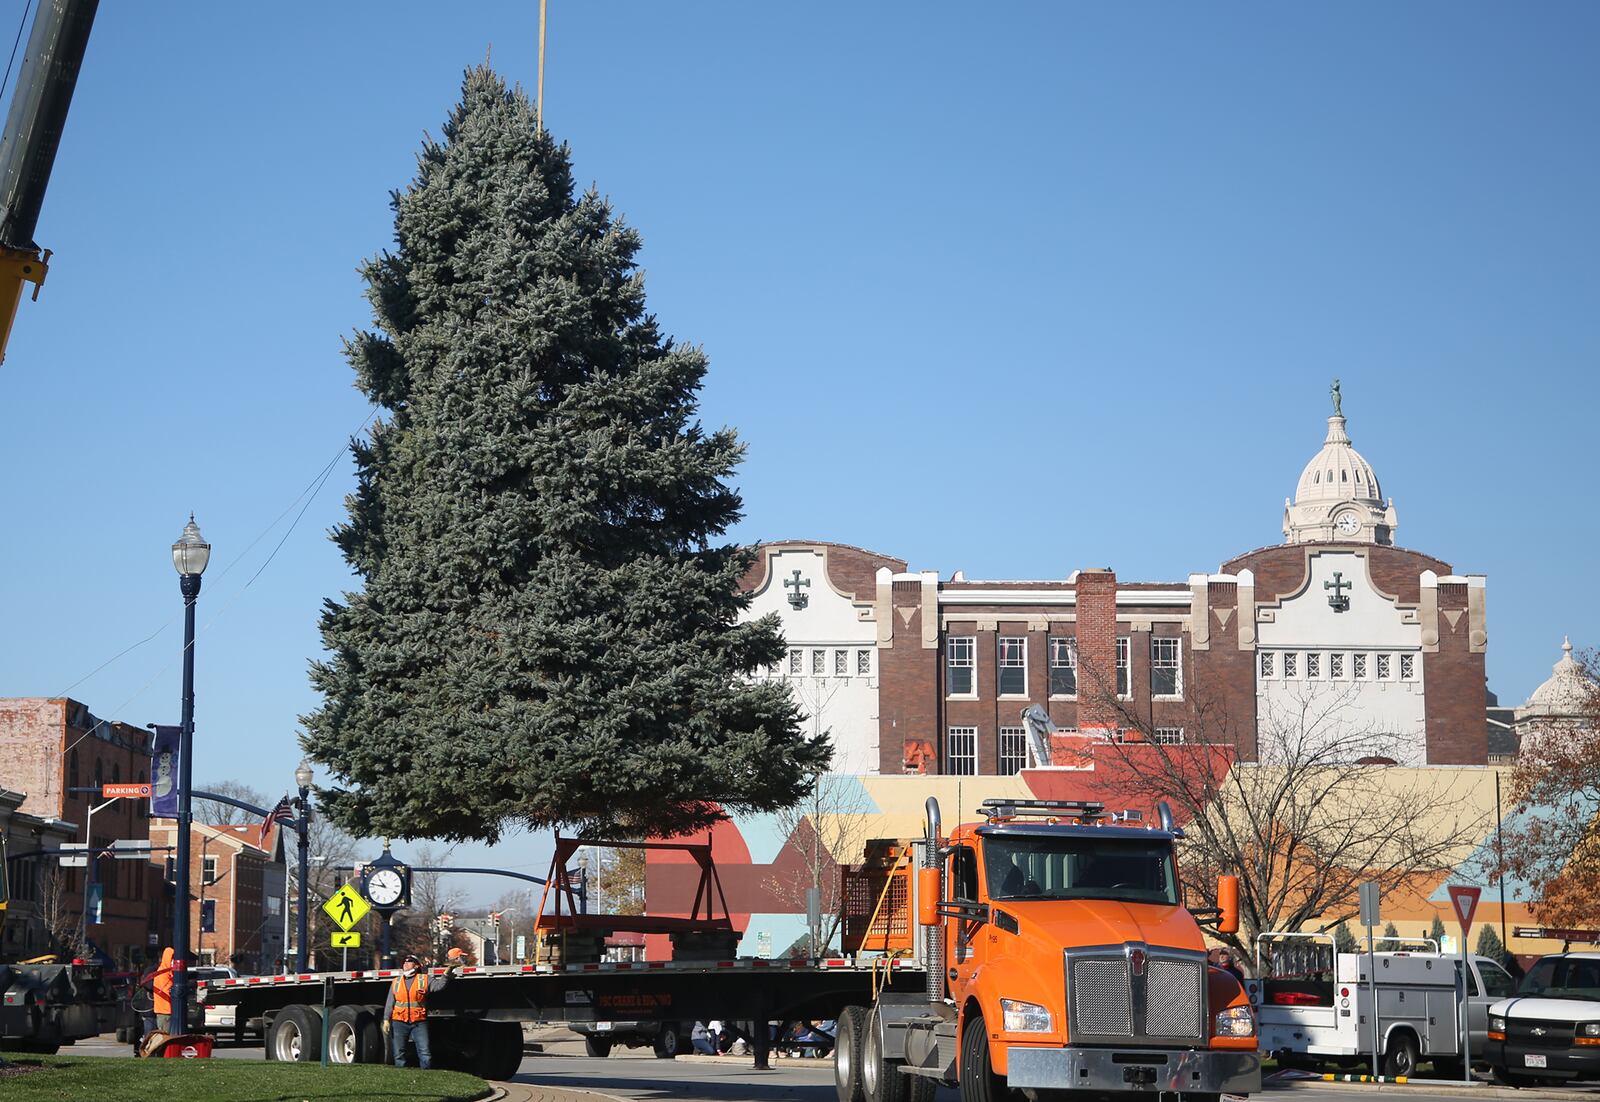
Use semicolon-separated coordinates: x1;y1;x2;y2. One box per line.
833;797;1260;1102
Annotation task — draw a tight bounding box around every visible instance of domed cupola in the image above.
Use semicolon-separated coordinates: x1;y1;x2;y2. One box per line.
1283;381;1398;545
1516;637;1595;725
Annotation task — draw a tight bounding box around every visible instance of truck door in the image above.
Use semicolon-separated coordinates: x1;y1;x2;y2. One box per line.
1464;959;1517;1052
946;843;981;975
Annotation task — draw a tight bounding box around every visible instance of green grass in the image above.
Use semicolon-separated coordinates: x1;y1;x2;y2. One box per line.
0;1053;490;1102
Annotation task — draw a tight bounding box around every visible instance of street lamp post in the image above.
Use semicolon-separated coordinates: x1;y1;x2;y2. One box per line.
169;514;209;1036
294;760;313;972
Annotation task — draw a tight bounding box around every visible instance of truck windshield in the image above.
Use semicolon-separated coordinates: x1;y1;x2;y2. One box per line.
983;834;1178;904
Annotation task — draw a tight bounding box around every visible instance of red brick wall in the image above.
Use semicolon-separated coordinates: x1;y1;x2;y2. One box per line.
879;578;938;773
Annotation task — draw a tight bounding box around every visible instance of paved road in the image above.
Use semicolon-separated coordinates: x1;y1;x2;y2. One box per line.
63;1035;1600;1102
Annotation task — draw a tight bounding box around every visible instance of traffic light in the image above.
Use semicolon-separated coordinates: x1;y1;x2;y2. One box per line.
201;898;216;934
489;911;501;929
436;912;453;936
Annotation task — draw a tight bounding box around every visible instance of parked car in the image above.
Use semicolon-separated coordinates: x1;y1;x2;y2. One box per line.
572;1019;689;1058
189;966;248;1039
1488;952;1600;1086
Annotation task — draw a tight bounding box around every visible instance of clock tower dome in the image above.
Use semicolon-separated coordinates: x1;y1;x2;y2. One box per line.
1282;381;1397;545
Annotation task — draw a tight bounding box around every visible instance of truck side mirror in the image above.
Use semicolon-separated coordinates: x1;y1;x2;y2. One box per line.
917;867;941;926
1216;874;1239;934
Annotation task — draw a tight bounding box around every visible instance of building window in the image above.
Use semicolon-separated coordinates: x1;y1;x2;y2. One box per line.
947;637;975;696
811;649;826;675
997;637;1027;696
1306;652;1321;679
1353;652;1368;679
1049;636;1077;696
1377;653;1392;681
1330;652;1344;679
1260;652;1274;678
998;727;1028;774
1400;654;1416;680
203;856;219;885
1116;637;1130;697
788;649;802;675
835;649;849;676
1151;637;1181;697
1284;651;1298;679
1153;727;1184;745
857;649;872;675
946;727;977;775
69;748;78;792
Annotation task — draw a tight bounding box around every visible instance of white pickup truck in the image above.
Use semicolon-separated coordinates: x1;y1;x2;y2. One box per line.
1247;931;1517;1078
1487;952;1600;1086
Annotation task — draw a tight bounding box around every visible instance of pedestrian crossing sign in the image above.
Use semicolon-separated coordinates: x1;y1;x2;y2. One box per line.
323;883;370;931
331;931;361;948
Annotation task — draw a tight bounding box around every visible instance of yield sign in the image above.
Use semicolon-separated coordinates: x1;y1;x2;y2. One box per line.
1447;885;1482;935
322;883;371;932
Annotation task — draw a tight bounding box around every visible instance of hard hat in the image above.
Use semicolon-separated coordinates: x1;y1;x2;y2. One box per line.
446;946;464;960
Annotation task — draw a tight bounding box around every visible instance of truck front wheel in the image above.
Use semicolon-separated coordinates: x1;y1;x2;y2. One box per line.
958;1014;1005;1102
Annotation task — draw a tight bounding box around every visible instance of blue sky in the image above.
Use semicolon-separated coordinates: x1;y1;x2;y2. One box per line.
0;2;1595;905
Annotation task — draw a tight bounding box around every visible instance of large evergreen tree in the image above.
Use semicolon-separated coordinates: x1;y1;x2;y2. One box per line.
303;66;826;842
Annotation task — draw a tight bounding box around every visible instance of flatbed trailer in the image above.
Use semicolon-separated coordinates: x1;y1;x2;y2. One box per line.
199;955;927;1078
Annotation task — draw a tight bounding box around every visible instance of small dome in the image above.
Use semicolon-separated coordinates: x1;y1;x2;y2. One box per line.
1519;637;1594;720
1294;416;1383;506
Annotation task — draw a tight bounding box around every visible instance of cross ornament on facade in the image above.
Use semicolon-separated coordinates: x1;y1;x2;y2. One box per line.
1325;571;1351;612
784;569;810;610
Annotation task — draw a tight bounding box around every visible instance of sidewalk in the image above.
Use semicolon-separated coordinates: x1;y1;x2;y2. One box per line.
1271;1072;1599;1101
486;1083;630;1102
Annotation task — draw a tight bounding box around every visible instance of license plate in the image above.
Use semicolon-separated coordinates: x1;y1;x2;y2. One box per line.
1525;1054;1548;1068
595;1022;613;1032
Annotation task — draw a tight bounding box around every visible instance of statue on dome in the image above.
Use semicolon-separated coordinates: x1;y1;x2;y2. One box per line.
1330;378;1342;417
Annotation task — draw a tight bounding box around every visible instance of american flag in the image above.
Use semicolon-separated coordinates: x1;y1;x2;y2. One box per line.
260;795;294;847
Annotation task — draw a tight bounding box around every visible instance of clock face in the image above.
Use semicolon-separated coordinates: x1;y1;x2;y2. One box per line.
367;868;404;906
1335;512;1360;535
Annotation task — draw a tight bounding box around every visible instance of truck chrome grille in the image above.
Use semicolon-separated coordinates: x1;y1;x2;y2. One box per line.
1066;947;1206;1043
1146;960;1203;1038
1070;958;1133;1036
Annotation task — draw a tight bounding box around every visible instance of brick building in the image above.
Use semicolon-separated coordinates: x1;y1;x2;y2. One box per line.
148;822;284;974
1;786;76;958
748;396;1490;774
0;698;164;964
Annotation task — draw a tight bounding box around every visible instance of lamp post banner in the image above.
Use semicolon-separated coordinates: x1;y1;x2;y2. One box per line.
150;724;180;817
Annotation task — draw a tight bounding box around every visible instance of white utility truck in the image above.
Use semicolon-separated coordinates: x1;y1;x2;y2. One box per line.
1248;931;1517;1078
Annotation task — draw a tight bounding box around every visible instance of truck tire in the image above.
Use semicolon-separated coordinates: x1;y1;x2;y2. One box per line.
328;1005;384;1064
268;1003;323;1063
653;1024;683;1059
475;1021;526;1081
834;1006;867;1102
585;1035;613;1058
959;1013;1006;1102
1382;1031;1419;1079
861;1006;935;1102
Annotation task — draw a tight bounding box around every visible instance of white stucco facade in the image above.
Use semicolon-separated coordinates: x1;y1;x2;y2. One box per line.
1255;549;1427;763
745;545;882;774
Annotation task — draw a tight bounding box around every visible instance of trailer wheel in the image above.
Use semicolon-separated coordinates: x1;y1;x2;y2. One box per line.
958;1013;1005;1102
327;1005;383;1064
653;1024;682;1059
834;1006;867;1102
584;1035;613;1058
268;1003;323;1063
474;1020;525;1081
1382;1031;1419;1079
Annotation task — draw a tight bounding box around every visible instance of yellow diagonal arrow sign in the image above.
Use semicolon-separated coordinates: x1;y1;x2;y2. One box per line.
322;883;370;932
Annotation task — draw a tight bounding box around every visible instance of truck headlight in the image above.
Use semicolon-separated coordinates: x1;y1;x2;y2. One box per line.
1214;1005;1255;1038
1001;999;1053;1033
1583;1023;1600;1037
1489;1017;1506;1033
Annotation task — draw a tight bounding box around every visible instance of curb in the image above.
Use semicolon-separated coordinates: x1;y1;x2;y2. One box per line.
1271;1076;1597;1100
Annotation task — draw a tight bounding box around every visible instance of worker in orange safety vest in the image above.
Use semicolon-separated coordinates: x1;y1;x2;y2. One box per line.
384;949;459;1067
